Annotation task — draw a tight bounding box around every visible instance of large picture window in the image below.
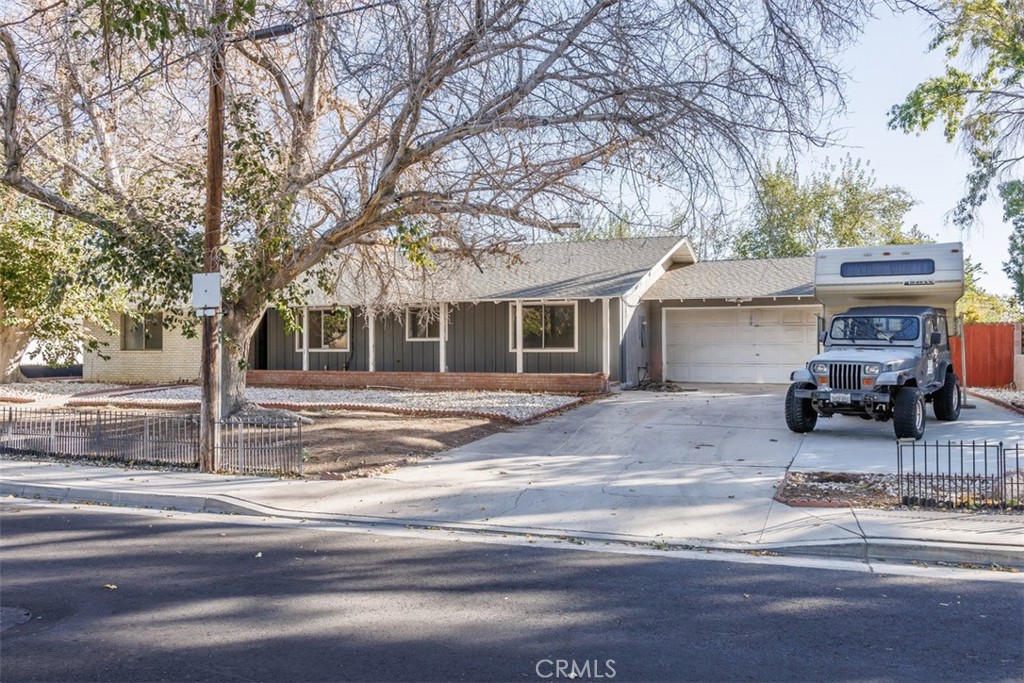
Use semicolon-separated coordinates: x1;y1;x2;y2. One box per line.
406;307;441;341
122;313;163;351
297;308;350;352
510;303;577;352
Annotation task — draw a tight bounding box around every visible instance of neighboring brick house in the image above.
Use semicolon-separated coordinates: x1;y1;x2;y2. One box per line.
84;238;821;389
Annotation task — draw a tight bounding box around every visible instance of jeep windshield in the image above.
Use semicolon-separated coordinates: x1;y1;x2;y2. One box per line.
829;316;920;344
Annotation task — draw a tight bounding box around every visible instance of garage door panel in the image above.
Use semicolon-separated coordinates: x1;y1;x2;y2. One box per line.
664;306;819;384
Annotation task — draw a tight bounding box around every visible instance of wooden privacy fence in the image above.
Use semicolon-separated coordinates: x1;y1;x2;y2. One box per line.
0;408;302;476
950;323;1017;388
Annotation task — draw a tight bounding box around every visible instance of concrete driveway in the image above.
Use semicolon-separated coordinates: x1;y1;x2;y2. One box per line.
246;384;1016;541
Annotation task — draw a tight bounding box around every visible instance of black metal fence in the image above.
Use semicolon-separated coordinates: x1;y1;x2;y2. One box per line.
0;408;302;476
897;440;1023;510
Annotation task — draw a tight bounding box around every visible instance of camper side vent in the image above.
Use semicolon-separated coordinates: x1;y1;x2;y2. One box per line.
828;363;862;391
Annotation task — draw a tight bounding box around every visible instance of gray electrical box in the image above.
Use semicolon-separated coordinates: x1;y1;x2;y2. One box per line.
192;273;221;316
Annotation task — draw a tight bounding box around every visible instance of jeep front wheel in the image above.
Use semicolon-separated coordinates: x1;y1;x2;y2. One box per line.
933;371;961;421
893;387;925;440
785;383;817;433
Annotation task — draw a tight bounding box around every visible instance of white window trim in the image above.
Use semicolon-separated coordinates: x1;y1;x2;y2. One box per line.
508;301;579;353
405;306;441;342
295;307;352;353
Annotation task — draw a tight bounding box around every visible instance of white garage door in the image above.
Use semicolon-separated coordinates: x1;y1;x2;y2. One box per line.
664;306;819;384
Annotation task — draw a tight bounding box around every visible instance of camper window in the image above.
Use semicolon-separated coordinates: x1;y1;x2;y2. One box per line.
830;316;920;343
839;259;935;278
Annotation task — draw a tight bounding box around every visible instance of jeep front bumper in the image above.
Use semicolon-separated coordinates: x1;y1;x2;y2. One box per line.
792;387;892;410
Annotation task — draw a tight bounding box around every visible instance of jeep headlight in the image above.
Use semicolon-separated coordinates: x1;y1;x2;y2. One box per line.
863;363;881;375
811;362;828;374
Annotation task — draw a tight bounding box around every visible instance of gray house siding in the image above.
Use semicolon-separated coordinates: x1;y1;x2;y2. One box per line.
260;308;370;371
620;299;648;386
447;303;515;373
258;299;617;377
515;300;605;376
373;313;440;373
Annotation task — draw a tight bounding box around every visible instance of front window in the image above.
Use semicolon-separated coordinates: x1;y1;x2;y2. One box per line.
829;316;920;343
297;308;350;352
122;313;163;351
510;303;577;351
406;307;440;341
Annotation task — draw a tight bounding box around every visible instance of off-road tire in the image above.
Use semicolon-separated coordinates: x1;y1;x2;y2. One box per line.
893;387;926;440
785;383;817;433
933;371;961;421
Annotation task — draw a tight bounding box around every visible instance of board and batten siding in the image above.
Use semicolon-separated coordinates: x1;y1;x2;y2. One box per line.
259;300;616;378
425;301;612;376
372;312;440;373
260;308;370;371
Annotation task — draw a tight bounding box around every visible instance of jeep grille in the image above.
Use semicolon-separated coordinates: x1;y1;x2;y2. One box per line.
828;363;862;391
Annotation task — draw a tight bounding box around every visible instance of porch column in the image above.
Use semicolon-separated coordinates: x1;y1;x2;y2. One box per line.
439;302;448;373
601;298;611;378
301;307;310;371
367;309;376;373
515;300;524;374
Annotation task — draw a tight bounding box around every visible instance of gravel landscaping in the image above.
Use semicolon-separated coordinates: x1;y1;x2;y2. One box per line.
117;386;581;422
0;382;118;401
0;382;584;423
970;387;1024;412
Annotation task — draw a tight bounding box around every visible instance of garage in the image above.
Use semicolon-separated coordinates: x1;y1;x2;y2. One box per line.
663;306;819;384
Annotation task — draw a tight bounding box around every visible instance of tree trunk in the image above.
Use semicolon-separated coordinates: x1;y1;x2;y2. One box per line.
219;306;264;416
0;323;33;383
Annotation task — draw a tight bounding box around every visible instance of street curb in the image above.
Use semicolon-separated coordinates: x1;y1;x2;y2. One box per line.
0;481;254;516
3;481;1020;570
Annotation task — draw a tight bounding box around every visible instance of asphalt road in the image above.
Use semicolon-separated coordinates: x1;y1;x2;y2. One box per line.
1;504;1021;683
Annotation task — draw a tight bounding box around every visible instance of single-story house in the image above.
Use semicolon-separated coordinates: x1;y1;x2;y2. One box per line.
83;237;821;390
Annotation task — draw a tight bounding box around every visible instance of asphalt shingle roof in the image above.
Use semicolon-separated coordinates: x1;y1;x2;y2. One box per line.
321;236;693;306
642;256;814;301
453;236;690;300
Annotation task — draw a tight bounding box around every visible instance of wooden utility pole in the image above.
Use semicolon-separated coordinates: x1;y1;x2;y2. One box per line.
199;0;227;472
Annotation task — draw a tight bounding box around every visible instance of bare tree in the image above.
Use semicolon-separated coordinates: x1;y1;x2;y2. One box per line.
2;0;868;412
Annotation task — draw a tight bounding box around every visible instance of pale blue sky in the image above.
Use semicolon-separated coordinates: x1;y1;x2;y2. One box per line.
813;7;1013;296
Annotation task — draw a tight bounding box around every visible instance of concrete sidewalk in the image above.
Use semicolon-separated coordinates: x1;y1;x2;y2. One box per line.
2;387;1022;568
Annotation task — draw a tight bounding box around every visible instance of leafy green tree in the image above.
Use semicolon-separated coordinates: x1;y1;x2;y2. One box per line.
0;188;122;382
1001;180;1024;304
733;157;927;258
889;0;1024;226
958;256;1023;321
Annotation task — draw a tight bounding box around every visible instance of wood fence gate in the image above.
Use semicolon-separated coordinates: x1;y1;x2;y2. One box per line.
950;323;1018;388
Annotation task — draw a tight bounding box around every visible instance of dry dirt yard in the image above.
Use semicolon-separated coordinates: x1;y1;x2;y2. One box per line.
298;410;507;479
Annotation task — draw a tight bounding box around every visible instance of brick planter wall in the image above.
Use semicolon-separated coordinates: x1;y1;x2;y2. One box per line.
246;370;608;394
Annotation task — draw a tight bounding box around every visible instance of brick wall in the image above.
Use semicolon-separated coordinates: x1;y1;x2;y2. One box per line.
247;370;608;394
83;321;202;384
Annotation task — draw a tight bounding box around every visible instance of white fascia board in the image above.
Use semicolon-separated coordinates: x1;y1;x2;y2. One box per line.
621;237;696;308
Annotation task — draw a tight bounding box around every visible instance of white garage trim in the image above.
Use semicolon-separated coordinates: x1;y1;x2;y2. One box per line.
661;304;821;384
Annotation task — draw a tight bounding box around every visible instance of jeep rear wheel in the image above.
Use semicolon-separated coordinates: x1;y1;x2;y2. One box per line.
893;387;925;439
933;371;961;421
785;383;817;433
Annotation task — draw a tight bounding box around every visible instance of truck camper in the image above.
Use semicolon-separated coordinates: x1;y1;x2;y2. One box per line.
786;243;965;440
